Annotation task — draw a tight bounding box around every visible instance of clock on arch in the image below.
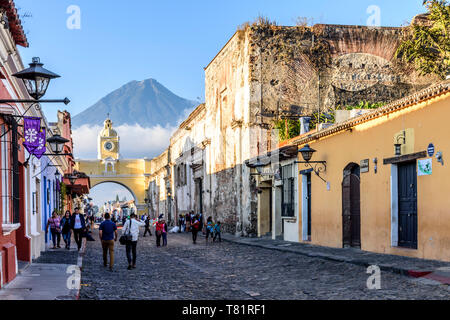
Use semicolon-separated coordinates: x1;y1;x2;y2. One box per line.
104;141;115;152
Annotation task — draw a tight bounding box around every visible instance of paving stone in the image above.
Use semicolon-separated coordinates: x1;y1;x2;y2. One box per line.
79;230;450;300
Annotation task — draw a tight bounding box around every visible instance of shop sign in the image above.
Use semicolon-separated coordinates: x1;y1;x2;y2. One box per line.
360;159;369;173
418;158;432;176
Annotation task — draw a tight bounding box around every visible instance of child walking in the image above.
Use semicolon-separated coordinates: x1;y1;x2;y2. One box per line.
213;221;222;242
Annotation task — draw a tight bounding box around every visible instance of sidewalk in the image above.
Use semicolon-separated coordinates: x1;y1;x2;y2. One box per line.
220;234;450;286
0;241;86;300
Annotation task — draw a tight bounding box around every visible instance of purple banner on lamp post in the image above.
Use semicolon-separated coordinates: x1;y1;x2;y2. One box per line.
33;128;46;159
23;117;41;154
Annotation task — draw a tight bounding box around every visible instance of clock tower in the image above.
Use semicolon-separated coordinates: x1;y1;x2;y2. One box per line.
98;117;120;160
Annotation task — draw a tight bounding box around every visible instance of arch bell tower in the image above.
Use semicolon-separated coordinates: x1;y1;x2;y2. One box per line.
98;117;120;174
75;116;153;217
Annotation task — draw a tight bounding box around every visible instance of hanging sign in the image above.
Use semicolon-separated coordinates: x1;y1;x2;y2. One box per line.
22;117;41;154
32;128;46;159
418;158;432;176
428;144;435;157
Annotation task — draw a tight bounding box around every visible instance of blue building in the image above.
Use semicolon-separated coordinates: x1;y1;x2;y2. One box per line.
40;156;62;246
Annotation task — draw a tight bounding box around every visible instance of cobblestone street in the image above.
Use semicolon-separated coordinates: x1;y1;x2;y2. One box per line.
79;229;450;300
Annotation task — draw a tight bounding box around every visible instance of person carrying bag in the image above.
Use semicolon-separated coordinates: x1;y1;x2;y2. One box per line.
121;214;145;270
119;218;133;245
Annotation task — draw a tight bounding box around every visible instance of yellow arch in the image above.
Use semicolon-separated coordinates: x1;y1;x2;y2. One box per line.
75;159;152;215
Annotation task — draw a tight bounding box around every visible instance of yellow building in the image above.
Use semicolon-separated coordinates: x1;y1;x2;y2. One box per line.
291;80;450;261
75;118;152;215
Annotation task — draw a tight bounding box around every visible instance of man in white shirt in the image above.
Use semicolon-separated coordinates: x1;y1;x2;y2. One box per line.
122;213;145;270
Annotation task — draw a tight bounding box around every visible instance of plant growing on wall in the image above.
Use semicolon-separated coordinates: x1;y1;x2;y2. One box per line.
336;101;385;111
274;119;301;141
396;0;450;79
60;182;67;212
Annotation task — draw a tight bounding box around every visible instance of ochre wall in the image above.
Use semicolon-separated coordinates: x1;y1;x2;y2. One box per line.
298;92;450;261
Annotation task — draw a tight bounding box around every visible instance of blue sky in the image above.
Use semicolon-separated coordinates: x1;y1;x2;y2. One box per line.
15;0;426;122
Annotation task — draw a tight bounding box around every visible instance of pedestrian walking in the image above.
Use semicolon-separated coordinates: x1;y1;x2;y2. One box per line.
213;221;222;243
46;211;61;249
191;214;200;244
60;211;72;250
122;213;145;270
205;216;214;243
185;211;191;232
89;214;95;231
178;214;184;233
70;207;86;251
99;213;118;272
155;219;164;247
198;212;204;234
143;215;153;237
161;219;168;247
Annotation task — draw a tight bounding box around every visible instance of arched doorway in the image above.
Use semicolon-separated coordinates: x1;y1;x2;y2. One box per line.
342;163;361;248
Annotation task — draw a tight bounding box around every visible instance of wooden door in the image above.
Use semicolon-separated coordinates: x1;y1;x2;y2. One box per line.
342;166;361;248
307;173;311;240
398;162;418;249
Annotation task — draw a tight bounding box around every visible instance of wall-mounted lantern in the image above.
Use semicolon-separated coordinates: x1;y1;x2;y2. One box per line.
394;131;406;156
47;132;70;155
68;174;77;185
296;144;327;183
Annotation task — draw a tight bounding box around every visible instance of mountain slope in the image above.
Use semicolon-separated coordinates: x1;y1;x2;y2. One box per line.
72;79;196;128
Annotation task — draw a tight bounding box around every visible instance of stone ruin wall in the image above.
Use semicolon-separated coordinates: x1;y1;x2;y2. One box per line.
247;24;439;125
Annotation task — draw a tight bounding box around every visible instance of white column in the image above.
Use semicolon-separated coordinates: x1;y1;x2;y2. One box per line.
390;164;399;247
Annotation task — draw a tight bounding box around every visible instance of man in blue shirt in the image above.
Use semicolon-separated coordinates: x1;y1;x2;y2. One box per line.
99;213;118;271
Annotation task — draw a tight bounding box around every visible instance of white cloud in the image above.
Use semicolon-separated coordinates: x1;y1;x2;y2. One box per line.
72;124;177;159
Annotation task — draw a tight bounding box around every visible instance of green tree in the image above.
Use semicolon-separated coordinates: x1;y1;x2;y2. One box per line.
396;0;450;79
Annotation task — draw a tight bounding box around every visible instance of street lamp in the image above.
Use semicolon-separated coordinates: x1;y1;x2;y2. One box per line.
296;144;327;183
299;144;316;162
13;57;61;100
47;132;70;154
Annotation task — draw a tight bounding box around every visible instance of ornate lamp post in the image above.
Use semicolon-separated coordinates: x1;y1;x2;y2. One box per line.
296;144;327;183
47;132;71;156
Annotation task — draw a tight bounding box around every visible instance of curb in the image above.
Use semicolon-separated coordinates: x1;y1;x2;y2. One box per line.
221;237;436;280
75;238;87;300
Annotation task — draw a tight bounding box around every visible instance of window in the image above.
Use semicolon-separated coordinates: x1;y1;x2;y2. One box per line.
32;192;36;215
282;164;295;217
1;125;10;224
177;165;181;187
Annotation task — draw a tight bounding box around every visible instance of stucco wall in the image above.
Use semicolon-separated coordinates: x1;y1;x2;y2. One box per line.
299;91;450;261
